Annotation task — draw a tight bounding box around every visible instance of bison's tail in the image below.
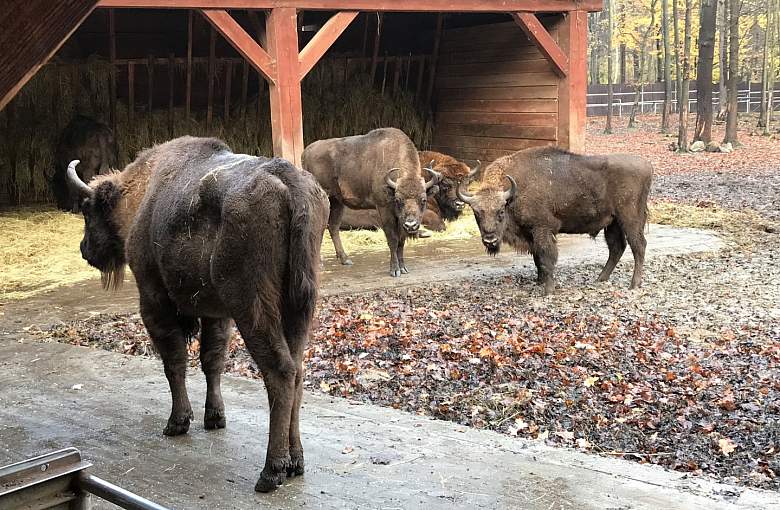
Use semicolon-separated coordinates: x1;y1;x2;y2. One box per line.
264;159;329;337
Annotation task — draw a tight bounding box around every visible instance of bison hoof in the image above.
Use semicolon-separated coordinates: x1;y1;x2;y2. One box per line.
340;258;353;266
389;268;401;277
204;408;226;430
400;265;409;274
288;449;305;477
255;456;290;493
163;412;193;436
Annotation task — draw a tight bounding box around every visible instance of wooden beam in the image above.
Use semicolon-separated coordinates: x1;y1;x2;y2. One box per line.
369;13;382;83
556;11;587;152
512;12;568;78
98;0;604;12
201;9;276;83
1;0;98;111
267;7;304;166
298;11;358;80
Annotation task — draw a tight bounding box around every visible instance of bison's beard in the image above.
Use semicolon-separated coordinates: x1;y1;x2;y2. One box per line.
100;263;126;291
485;243;501;257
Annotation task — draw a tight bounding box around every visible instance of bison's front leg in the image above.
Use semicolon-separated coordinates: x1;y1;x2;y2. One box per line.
397;234;408;274
531;228;558;296
377;210;402;276
200;317;231;430
141;300;194;436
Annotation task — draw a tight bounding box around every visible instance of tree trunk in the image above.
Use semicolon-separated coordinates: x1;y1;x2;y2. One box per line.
758;0;771;128
677;0;693;151
694;0;717;142
629;49;642;127
619;43;627;84
718;0;728;120
605;0;614;133
629;0;658;129
661;0;673;132
764;0;778;134
589;13;601;84
673;0;683;147
656;33;664;83
724;0;740;144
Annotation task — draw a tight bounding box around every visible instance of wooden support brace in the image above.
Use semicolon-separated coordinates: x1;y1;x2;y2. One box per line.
298;11;358;80
201;9;276;83
512;12;569;78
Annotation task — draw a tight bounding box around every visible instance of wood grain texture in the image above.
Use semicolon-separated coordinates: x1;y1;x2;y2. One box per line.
298;11;358;80
511;12;568;77
556;10;587;152
0;0;98;110
436;123;557;141
438;99;558;113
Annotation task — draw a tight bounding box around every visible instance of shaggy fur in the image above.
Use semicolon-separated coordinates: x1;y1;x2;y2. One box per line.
302;128;439;276
463;146;653;295
340;150;473;232
74;136;329;493
51;115;118;213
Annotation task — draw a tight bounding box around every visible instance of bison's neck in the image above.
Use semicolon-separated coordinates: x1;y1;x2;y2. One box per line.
112;163;154;241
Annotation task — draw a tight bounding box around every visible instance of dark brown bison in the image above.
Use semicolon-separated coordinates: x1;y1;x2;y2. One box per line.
302;128;440;276
458;147;652;295
67;136;329;493
51;115;118;212
340;150;474;233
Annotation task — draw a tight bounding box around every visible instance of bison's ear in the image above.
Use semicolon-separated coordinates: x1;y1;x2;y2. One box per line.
94;181;121;213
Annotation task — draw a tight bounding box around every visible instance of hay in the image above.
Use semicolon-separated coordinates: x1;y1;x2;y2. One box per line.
0;207;97;302
1;58;432;204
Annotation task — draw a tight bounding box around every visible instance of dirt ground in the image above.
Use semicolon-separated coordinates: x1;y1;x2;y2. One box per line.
5;115;780;494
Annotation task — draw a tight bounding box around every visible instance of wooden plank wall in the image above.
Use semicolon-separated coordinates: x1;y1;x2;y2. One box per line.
431;20;561;163
0;0;99;111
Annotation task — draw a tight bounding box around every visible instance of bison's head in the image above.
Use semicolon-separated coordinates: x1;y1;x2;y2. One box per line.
458;173;517;256
67;160;126;289
432;160;481;221
386;165;441;236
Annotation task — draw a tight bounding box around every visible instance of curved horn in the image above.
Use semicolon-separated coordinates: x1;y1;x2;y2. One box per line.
503;175;517;203
457;181;475;206
385;168;400;190
66;160;93;198
466;160;482;181
424;167;441;190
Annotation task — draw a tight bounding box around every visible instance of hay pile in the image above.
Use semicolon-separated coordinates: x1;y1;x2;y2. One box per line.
0;208;96;302
0;58;433;204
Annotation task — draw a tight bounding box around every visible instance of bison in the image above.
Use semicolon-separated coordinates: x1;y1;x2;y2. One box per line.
458;147;652;295
67;136;329;493
51;115;118;212
340;150;474;233
302;128;440;276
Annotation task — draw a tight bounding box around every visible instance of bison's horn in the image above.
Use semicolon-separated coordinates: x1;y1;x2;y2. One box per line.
466;160;482;181
385;168;400;190
66;160;93;198
456;182;475;206
424;167;441;190
503;175;517;203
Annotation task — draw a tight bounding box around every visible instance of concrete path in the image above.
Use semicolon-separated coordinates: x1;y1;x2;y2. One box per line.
0;340;776;510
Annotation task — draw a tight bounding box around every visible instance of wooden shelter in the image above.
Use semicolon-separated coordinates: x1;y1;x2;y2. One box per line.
1;0;602;168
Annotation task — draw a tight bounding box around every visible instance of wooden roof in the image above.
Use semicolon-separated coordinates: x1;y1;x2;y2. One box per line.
97;1;603;12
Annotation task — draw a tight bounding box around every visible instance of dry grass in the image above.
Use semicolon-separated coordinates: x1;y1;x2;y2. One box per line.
0;207;95;302
649;201;778;240
0;206;480;302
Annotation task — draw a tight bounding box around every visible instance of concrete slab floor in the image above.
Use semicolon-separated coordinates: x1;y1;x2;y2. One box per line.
0;340;776;510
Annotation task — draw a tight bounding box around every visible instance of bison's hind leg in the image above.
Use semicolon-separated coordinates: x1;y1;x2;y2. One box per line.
200;317;232;430
623;220;647;289
328;199;353;265
597;222;627;283
140;296;195;437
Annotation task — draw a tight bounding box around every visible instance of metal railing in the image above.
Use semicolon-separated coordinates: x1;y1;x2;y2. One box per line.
0;448;169;510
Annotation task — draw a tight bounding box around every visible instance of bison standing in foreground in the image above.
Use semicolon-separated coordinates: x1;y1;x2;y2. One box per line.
51;115;118;212
340;149;474;233
67;136;329;493
302;128;440;276
458;147;652;295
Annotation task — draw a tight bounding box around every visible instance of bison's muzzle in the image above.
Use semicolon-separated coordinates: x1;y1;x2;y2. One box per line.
403;219;421;234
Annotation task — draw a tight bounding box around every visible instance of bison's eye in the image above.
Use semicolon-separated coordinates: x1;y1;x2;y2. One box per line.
497;209;505;221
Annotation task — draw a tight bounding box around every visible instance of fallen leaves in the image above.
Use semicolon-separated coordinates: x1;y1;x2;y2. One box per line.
719;437;737;456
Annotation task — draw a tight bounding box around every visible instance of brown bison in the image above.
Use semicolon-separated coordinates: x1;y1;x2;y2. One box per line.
51;115;118;212
458;147;652;295
302;128;440;276
67;136;329;493
340;150;474;233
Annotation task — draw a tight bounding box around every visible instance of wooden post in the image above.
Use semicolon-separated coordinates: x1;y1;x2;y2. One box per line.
127;61;134;124
108;9;117;136
168;52;175;136
240;59;248;125
414;56;425;103
186;10;193;120
556;11;588;152
147;54;154;139
369;13;382;84
224;60;232;121
266;7;304;166
207;27;216;131
424;13;443;108
381;53;388;94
